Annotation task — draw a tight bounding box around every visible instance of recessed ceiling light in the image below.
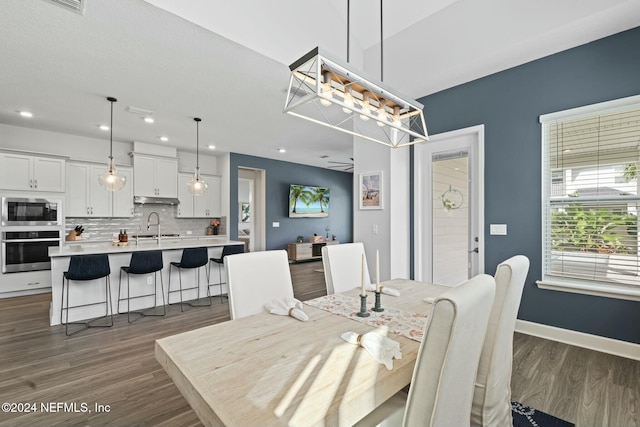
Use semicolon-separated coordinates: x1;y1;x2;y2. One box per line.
19;111;33;118
160;136;169;142
99;125;109;131
278;148;286;153
208;145;216;150
144;116;154;124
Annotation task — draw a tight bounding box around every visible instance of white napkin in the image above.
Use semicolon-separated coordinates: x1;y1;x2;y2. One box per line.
365;284;400;297
264;297;309;321
341;331;402;370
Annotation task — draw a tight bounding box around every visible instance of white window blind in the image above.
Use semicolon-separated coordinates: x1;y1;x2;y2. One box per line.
541;99;640;290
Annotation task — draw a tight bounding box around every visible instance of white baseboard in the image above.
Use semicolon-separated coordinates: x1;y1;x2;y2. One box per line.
515;319;640;361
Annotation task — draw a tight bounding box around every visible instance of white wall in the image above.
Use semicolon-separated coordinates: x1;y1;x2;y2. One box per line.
353;137;410;282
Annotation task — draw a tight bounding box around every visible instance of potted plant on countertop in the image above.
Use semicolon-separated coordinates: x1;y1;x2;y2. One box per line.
207;220;221;235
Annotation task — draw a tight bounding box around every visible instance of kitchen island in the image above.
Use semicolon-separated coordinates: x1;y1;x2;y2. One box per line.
48;237;243;326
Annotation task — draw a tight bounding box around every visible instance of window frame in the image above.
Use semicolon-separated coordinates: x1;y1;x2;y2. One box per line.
538;94;640;302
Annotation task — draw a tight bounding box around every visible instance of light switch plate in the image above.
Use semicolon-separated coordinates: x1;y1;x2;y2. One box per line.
490;224;507;235
273;222;280;228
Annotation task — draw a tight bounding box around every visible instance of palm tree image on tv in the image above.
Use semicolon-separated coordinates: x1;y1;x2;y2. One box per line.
289;185;330;217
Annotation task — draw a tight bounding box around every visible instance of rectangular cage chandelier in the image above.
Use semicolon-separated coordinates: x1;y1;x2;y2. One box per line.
284;47;428;148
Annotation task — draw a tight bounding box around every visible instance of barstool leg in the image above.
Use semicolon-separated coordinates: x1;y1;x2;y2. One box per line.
219;262;225;302
158;271;166;316
107;277;114;327
60;276;65;326
127;274;132;323
178;268;185;312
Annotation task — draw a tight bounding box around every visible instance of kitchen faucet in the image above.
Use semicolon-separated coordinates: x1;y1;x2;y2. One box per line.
147;211;161;242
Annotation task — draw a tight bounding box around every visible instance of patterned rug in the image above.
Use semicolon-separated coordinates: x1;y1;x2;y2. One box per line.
512;401;575;427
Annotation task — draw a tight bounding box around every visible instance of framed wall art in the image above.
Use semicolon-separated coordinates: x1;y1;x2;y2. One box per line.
359;171;383;210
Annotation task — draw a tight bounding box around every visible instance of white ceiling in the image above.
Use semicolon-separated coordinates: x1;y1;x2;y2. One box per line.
1;0;638;170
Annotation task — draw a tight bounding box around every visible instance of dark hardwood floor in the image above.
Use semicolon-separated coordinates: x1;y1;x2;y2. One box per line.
0;260;638;426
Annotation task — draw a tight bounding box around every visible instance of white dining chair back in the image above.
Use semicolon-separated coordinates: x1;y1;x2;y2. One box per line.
225;250;294;320
471;255;530;427
354;273;496;427
322;242;372;294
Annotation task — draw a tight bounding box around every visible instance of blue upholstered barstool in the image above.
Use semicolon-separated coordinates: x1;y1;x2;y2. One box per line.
60;254;113;336
168;247;210;311
117;250;165;323
208;244;244;302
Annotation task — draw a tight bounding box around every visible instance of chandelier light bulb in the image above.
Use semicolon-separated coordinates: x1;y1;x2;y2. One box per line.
376;100;388;127
320;71;333;107
392;106;402;127
342;86;354;114
359;91;371;121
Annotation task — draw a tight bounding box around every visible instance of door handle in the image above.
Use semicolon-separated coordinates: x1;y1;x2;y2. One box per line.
469;247;479;253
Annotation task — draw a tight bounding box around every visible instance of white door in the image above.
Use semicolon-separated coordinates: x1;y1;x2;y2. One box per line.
414;125;484;284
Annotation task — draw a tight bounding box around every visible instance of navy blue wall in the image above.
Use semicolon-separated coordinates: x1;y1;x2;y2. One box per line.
417;27;640;343
229;153;353;250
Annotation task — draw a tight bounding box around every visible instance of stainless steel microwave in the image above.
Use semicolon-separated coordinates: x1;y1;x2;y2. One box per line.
1;197;62;226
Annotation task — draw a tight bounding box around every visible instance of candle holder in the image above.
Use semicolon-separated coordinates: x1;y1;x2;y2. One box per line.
372;290;384;312
357;294;370;317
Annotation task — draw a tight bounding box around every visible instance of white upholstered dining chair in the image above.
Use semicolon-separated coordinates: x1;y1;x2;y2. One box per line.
471;255;530;427
225;250;294;320
354;273;497;427
322;242;372;294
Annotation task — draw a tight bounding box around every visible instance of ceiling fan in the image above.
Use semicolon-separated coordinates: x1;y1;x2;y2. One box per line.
327;158;354;172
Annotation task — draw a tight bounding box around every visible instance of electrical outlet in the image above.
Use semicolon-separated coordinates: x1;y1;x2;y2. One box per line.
372;224;378;234
147;276;153;285
273;222;280;228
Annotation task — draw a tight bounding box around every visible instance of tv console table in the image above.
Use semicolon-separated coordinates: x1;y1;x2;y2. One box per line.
287;240;339;262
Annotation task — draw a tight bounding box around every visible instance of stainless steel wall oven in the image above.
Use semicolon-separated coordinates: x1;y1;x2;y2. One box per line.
1;229;61;273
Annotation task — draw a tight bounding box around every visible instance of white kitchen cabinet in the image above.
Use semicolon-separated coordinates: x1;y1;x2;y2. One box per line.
177;173;194;218
112;166;134;217
177;172;221;218
194;174;221;217
0;270;51;295
65;162;133;218
66;162;110;217
132;154;178;198
0;152;65;192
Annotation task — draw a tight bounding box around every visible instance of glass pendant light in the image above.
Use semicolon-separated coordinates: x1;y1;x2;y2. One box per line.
187;117;207;196
98;97;126;191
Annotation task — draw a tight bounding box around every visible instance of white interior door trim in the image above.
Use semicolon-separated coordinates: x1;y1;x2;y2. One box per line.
414;124;485;282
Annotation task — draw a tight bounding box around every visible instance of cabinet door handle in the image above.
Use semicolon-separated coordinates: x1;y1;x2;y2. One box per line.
34;180;38;189
90;207;93;215
28;282;40;286
29;179;33;188
87;207;90;214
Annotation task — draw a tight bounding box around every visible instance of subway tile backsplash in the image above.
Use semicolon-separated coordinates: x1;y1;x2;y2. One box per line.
66;204;226;241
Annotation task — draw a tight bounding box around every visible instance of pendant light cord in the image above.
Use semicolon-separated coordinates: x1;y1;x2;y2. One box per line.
107;96;117;161
194;117;201;170
347;0;350;63
380;0;384;82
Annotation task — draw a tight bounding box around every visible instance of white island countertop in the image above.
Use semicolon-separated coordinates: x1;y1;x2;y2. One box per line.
49;237;243;257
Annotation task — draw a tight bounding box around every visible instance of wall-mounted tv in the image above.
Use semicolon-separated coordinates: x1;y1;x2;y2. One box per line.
289;184;330;218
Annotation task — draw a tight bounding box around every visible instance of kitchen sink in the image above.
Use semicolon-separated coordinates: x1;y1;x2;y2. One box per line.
134;233;180;238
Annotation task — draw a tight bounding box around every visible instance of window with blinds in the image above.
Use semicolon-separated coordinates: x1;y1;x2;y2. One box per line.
541;98;640;291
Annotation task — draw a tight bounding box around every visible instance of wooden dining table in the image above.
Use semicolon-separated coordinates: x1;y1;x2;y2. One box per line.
155;279;453;427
